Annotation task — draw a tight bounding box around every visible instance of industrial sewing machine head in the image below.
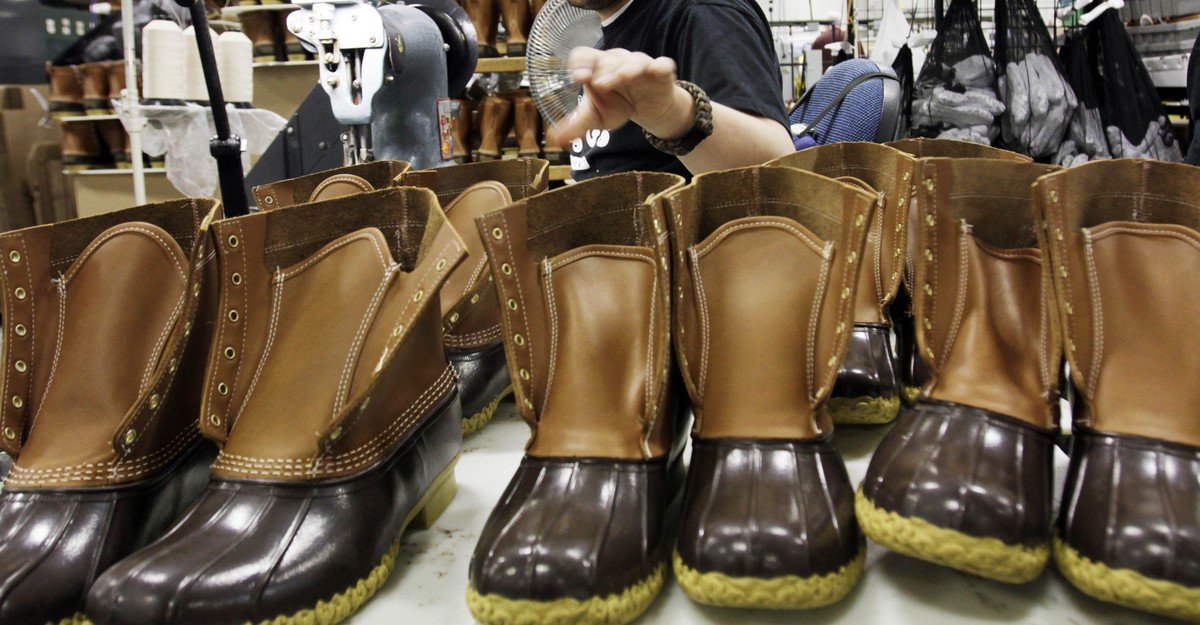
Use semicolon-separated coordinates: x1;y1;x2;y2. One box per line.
286;0;478;167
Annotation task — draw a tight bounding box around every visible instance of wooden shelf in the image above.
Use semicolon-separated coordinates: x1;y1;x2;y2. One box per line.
59;114;119;122
253;60;319;68
221;3;299;18
65;168;166;176
476;57;526;73
549;165;571;181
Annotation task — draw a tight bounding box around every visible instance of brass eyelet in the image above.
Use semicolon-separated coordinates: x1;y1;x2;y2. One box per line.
924;179;934;191
13;288;25;300
329;426;344;441
924;284;933;296
228;235;240;248
232;272;243;285
519;368;530;381
218;382;229;396
412;290;424;302
925;214;935;227
193;283;201;297
149;393;161;409
1049;190;1059;203
228;309;240;323
848;251;857;263
491;227;504;240
8;251;19;263
653;219;662;233
523;398;533;409
448;313;460;324
1059;266;1068;278
514;334;526;346
168;358;177;373
224;346;236;360
854;214;865;227
507;299;518;311
10;396;22;409
1065;303;1074;315
501;263;513;276
436;258;447;271
208;414;222;427
14;360;26;373
123;429;137;445
2;427;14;440
924;249;933;261
392;324;404;337
840;288;850;300
470;294;480;304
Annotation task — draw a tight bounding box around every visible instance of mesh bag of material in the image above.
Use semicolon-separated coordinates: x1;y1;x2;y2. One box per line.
1056;30;1111;165
893;43;915;139
994;0;1078;158
909;0;1004;144
1089;9;1181;161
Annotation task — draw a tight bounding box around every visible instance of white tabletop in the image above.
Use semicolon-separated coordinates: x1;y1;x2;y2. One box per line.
353;402;1165;625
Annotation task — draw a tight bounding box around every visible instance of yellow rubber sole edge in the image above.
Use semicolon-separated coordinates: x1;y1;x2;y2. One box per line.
673;547;864;610
1054;535;1200;623
827;395;901;425
855;488;1047;584
52;614;89;625
901;385;921;405
462;385;513;436
247;455;459;625
465;561;666;625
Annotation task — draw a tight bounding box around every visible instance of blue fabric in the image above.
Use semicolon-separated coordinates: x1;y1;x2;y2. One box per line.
789;58;885;145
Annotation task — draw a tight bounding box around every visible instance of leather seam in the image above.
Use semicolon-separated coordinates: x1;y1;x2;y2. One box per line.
29;281;66;431
690;247;711;398
63;226;187;284
262;223;421;254
873;194;885;311
695;220;826;259
444;325;502;347
279;232;390;281
941;225;970;371
540;259;559;417
1087;226;1200;250
807;243;833;403
232;271;285;433
1083;230;1104;397
5;427;199;483
213;366;456;475
333;266;396;416
497;212;534;421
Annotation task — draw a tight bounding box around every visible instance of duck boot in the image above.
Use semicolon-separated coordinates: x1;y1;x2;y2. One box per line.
77;63;113;115
238;10;279;63
395;159;550;434
541;117;567;165
464;0;499;58
98;119;131;168
885;138;1032;405
0;198;223;625
278;11;309;61
47;64;84;118
85;187;467;625
1037;160;1200;622
452;98;474;164
857;158;1061;584
61;121;108;171
467;171;687;625
105;60;130;104
476;94;513;162
769;142;916;425
663;166;873;609
512;92;541;159
254;158;552;434
498;0;530;57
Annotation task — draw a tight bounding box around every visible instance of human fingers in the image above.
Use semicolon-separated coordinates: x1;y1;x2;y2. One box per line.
548;91;603;148
568;46;603;84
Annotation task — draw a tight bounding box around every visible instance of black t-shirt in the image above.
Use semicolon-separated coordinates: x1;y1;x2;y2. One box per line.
570;0;788;180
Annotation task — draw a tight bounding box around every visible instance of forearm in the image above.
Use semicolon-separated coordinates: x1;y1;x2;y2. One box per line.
636;84;794;175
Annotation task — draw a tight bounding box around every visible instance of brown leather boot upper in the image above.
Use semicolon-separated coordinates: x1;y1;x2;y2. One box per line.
77;63;112;113
47;64;83;112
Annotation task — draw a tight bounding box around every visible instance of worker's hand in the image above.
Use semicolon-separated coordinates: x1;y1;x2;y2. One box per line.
547;47;696;148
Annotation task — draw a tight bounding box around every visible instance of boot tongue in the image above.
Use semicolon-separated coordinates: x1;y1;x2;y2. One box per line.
15;222;187;473
308;174;376;203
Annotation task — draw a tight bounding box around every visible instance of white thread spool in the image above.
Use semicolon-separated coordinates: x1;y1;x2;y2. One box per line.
182;26;217;103
217;31;254;107
141;20;185;102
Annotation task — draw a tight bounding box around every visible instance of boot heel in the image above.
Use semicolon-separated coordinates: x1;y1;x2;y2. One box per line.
412;457;459;530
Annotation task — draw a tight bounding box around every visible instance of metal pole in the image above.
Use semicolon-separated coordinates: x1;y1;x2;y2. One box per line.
120;0;145;205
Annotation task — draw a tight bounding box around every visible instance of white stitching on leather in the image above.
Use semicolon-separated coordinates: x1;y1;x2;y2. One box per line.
5;426;198;483
279;232;390;281
695;220;826;259
232;270;284;431
333;266;396;416
1088;226;1200;250
29;281;66;430
540;259;558;417
498;213;534;417
690;248;711;397
941;225;970;370
807;246;832;403
263;223;420;254
443;325;503;347
64;227;186;284
1083;230;1104;397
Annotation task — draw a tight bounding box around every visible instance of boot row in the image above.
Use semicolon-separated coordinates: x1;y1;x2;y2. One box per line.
463;0;545;58
48;62;130;118
452;92;565;165
0;158;550;625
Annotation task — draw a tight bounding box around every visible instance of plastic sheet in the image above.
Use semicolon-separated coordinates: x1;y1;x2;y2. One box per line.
131;103;286;198
909;0;1004;144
